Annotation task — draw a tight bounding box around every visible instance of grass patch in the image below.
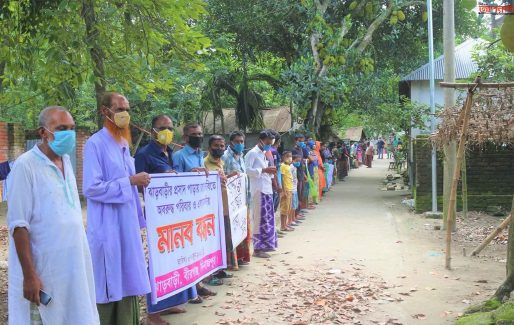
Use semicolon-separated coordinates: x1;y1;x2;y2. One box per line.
456;312;493;325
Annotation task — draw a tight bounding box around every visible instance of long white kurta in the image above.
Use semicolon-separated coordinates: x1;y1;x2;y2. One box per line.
7;146;99;325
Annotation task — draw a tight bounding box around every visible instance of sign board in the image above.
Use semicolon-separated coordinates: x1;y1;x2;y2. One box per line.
226;173;248;248
144;172;227;304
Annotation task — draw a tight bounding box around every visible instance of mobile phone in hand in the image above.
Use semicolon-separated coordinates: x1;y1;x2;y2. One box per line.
39;290;52;306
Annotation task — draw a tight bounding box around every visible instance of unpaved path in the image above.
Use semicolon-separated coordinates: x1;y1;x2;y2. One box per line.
165;159;506;325
0;159;507;324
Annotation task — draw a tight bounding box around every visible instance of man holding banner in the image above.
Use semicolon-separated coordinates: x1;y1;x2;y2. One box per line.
204;135;239;272
135;114;198;325
222;131;251;265
143;167;227;316
245;130;278;258
83;92;150;324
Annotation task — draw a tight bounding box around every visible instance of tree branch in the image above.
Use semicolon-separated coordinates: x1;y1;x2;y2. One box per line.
355;0;425;54
311;33;322;73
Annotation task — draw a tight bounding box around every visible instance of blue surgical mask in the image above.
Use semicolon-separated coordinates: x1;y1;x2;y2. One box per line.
233;143;244;153
308;140;315;147
262;143;272;151
293;162;301;167
298;141;306;148
46;129;76;156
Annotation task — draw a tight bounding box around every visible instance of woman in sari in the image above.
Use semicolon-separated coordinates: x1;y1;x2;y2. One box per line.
314;141;326;199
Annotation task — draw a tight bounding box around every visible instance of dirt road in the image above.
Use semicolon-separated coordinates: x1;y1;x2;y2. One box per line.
165;159;506;325
0;159;507;324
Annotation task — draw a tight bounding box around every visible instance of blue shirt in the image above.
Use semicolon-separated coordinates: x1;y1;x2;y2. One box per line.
222;146;246;174
134;140;174;174
172;144;205;172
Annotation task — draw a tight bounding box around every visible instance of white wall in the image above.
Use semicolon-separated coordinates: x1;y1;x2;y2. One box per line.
410;80;445;107
410;80;467;107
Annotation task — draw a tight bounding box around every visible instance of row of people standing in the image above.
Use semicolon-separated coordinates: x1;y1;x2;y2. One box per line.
6;91;341;325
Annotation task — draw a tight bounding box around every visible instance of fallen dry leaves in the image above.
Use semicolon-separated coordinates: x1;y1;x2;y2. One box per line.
214;262;407;325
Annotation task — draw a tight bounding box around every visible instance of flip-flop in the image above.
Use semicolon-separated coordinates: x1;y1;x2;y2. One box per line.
189;296;203;304
253;251;271;258
197;286;217;297
216;270;234;278
238;260;250;266
206;277;224;286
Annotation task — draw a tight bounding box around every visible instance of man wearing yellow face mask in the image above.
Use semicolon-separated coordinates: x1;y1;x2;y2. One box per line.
135;115;201;324
83;92;151;325
135;114;176;174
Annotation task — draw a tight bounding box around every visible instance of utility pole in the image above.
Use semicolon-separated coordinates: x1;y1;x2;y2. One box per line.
427;0;437;213
442;0;457;230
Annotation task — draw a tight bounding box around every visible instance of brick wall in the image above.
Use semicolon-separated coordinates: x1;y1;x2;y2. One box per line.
76;128;90;195
8;123;26;160
413;136;444;212
0;123;8;161
0;122;26;200
414;136;514;213
0;123;8;201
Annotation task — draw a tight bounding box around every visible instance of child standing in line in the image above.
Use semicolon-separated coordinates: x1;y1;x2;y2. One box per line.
290;154;301;226
279;151;294;232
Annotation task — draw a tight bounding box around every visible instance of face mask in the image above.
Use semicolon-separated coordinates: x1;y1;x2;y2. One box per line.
188;135;203;148
298;141;306;148
328;160;333;164
293;162;301;168
285;157;292;164
232;143;244;153
155;128;174;145
262;143;272;151
46;129;76;156
308;140;315;147
211;148;224;159
110;110;130;129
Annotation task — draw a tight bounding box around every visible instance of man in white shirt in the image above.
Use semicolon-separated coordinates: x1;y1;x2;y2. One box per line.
244;130;277;258
7;106;99;324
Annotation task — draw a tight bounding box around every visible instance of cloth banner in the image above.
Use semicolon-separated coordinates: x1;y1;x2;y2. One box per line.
144;172;227;304
226;174;248;248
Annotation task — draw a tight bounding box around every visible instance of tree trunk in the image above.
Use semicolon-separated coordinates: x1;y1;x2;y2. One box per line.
442;0;457;231
0;62;5;92
81;0;106;130
494;195;514;301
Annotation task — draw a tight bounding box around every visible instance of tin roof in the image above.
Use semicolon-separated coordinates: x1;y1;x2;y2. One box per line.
401;39;484;81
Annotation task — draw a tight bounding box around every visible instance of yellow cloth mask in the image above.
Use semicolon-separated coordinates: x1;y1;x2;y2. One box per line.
112;111;131;129
155;129;174;145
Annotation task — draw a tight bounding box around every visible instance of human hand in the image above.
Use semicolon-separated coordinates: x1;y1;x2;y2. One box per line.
262;166;276;174
192;167;209;177
130;172;151;187
228;171;240;178
23;272;43;306
165;169;178;174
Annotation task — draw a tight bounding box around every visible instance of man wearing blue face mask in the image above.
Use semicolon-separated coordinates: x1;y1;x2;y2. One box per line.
222;131;252;266
8;106;99;324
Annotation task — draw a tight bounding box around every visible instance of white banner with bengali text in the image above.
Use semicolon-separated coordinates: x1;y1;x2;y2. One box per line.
226;174;248;248
144;172;227;304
